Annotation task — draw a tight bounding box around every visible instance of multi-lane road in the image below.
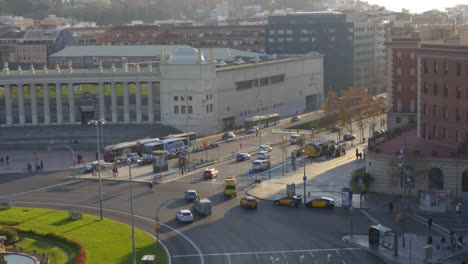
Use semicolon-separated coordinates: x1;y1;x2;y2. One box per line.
0;115;390;264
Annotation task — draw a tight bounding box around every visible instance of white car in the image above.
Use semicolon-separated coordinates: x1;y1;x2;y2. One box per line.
252;159;270;171
176;209;194;222
259;145;272;152
257;151;270;160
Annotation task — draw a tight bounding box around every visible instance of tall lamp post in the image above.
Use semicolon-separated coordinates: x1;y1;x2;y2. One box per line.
88;118;106;220
127;159;137;264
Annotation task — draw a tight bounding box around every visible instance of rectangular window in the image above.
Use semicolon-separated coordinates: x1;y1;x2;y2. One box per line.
236;80;252;91
286;29;293;34
457;86;461;98
188;105;193;114
434;61;439;73
277;29;285;35
423;61;428;73
210;94;212;99
433;105;437;117
410;99;415;113
174;105;179;114
456;130;460;143
457;63;461;76
210;104;213;112
269;29;275;35
443;107;447;119
423;82;428;93
260;77;269;86
444;62;448;74
396;117;401;124
433;83;438;96
423;103;427;115
174;96;178;101
433;126;438;137
456;108;461;121
443;84;448;97
181;105;186;114
270;74;285;84
188;96;192;101
442;127;447;139
206;104;209;113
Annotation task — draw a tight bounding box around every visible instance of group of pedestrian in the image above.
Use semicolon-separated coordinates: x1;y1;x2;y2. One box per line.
26;160;44;173
0;155;10;167
355;149;365;160
436;231;464;250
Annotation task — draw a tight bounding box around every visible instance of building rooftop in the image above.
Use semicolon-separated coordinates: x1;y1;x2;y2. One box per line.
23;29;61;42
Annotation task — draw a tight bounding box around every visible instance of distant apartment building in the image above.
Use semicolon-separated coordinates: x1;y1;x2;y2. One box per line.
411;10;448;25
418;43;468;145
266;11;378;94
96;25;169;45
69;26;109;45
166;25;265;52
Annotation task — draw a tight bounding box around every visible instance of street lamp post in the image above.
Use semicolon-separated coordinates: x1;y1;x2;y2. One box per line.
127;159;137;264
88;118;106;220
303;151;307;205
349;207;354;237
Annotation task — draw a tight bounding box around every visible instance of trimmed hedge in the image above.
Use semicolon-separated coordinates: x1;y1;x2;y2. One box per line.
349;167;374;193
0;227;18;244
6;227;86;264
0;220;21;226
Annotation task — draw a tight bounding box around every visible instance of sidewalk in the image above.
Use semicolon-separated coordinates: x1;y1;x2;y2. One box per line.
344;234;459;264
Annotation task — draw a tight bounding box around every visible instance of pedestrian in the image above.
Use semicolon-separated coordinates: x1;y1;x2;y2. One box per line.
148;181;154;192
450;230;456;249
5;155;9;165
427;234;433;245
456;202;462;214
355;148;359;160
437;236;447;250
255;130;258;136
40;160;44;170
114;166;118;177
0;156;3;166
428;216;433;230
112;167;117;177
27;163;31;172
363;153;366;159
389;201;394;214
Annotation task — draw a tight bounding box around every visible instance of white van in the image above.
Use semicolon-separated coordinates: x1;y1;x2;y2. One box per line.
290;134;305;145
252;159;270;171
193;198;212;216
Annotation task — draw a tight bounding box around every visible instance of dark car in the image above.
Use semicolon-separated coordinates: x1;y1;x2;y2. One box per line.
222;132;236;141
305;197;335;208
185;190;198;202
273;196;302;207
343;134;356;141
291;115;302;123
236;152;251;162
203;168;219;179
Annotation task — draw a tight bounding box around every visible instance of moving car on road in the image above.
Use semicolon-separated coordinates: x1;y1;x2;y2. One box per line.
273;196;302;207
236;152;251;162
343;134;356;141
176;209;194;222
291;115;302;123
305;197;335;208
240;196;258;209
203;168;219;179
193;198;212;216
257;151;270;160
259;145;272;152
221;132;236;141
252;159;270;171
116;153;140;163
224;177;237;198
185;190;198;202
246;126;258;134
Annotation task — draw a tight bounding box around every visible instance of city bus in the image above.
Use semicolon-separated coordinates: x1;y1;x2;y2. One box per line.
244;113;280;128
161;132;197;142
143;138;187;161
103;138;160;162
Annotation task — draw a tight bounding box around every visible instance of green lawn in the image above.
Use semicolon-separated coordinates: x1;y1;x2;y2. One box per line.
0;207;166;264
0;83;154;100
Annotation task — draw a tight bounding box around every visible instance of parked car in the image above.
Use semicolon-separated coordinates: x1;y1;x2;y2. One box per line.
273;196;302;207
246;126;259;134
116;153;140;163
176;209;194;222
257;151;270;160
252;159;270;171
259;145;272;152
343;134;356;141
240;196;258;209
305;197;335;208
185;190;198;202
291;115;302;123
83;162;109;173
222;132;236;141
236;152;251;162
203;168;219;179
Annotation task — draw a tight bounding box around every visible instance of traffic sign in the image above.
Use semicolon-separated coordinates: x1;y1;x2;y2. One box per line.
303;176;307;181
358;178;364;185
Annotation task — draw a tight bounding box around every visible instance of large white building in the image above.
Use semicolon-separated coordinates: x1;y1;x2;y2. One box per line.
0;47;324;136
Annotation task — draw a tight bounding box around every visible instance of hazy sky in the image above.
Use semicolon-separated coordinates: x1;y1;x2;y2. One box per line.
366;0;466;13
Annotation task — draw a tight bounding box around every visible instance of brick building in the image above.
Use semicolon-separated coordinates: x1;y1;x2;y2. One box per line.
96;25;169;45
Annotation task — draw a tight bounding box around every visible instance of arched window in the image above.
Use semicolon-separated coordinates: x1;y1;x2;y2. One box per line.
462;170;468;192
428;168;444;190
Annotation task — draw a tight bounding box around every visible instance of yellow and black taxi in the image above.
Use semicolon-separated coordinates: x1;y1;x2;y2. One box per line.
240;196;258;209
305;197;335;208
273;196;302;207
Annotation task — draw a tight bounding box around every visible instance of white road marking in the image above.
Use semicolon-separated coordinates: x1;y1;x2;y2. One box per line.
342;260;347;264
171;247;361;257
227;254;232;264
359;208;379;224
327;253;331;262
336;249;341;256
15;201;204;264
309;251;314;258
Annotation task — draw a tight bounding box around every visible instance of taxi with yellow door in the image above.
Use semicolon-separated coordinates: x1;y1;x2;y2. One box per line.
273;196;302;207
305;197;335;208
240;196;258;209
